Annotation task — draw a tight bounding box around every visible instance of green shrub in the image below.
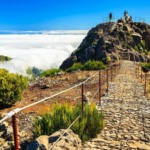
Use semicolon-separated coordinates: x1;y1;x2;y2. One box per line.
141;63;150;73
72;104;105;141
121;42;132;49
84;60;106;70
141;40;146;49
106;57;111;64
134;45;139;51
134;43;143;52
66;63;83;72
33;103;104;141
144;50;148;55
41;68;61;77
0;69;28;107
66;61;106;72
0;55;11;61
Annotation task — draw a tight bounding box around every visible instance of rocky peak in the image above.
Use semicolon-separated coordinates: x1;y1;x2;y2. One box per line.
60;17;150;70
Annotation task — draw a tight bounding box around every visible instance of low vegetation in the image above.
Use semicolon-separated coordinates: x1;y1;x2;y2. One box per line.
0;69;28;107
33;103;104;141
0;55;11;61
66;63;83;72
66;60;106;72
41;68;61;77
141;62;150;73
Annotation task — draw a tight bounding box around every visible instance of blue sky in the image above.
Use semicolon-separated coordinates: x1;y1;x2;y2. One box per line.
0;0;149;30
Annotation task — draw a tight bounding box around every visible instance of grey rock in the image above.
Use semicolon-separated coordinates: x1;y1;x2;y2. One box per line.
26;129;82;150
132;33;142;44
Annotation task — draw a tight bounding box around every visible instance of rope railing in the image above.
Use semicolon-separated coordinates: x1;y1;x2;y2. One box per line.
119;52;150;97
49;71;108;149
135;62;150;96
49;87;101;150
49;64;120;149
0;71;98;124
0;63;120;150
49;115;81;150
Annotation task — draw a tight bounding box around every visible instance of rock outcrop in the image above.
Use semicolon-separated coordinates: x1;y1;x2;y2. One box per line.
27;129;82;150
0;122;14;150
38;77;50;89
60;18;150;70
0;120;31;150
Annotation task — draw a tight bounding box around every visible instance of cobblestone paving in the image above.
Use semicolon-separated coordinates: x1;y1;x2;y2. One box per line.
83;61;150;150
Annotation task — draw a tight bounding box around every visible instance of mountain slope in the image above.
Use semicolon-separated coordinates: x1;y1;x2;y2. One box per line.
60;18;150;70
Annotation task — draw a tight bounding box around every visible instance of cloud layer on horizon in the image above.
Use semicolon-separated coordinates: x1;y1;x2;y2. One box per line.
0;31;87;74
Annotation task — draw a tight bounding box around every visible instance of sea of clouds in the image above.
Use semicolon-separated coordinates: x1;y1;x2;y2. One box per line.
0;30;87;74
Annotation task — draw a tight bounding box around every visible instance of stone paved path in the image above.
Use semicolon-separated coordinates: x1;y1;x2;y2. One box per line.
83;61;150;150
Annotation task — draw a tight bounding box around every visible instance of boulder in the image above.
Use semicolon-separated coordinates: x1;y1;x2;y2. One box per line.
132;33;142;44
137;22;149;30
0;122;13;141
123;25;132;32
39;78;50;89
0;122;14;150
26;135;49;150
0;122;9;131
118;30;125;40
84;92;92;105
143;30;150;50
134;28;142;35
26;129;82;150
3;126;13;141
85;46;95;60
60;55;77;70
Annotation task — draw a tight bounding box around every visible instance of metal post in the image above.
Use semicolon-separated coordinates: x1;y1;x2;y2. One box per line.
111;66;113;82
12;114;20;150
141;69;142;82
99;71;101;105
81;83;84;115
138;65;139;78
136;66;138;77
144;73;147;96
137;65;139;78
106;69;109;92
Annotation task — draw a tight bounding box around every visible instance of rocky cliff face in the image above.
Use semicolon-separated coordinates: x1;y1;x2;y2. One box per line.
60;18;150;70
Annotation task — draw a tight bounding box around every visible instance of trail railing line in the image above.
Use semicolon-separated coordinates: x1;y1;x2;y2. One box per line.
49;83;105;149
136;63;150;96
0;63;120;150
0;71;98;124
120;51;150;96
33;61;149;149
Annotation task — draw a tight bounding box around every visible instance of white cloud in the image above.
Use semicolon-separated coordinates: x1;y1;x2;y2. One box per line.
0;31;87;74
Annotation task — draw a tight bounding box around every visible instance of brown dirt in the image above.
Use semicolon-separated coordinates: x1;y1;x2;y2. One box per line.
0;69;115;143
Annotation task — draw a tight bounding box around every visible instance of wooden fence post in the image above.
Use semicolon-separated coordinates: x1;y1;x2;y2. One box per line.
12;114;20;150
141;69;142;82
99;71;101;105
144;73;147;96
81;84;84;115
111;66;113;82
106;69;109;92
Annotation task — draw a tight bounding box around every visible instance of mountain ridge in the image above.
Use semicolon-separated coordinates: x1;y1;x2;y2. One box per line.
60;17;150;70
